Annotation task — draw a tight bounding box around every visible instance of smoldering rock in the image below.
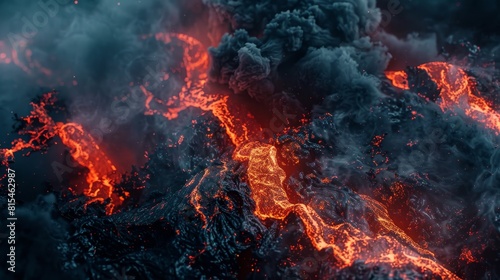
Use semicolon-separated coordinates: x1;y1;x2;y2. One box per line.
2;0;500;279
405;66;441;102
60;161;266;279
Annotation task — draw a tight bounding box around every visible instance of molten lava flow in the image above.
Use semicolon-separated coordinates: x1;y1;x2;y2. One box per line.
386;70;409;90
234;142;459;278
0;93;123;214
233;142;290;219
149;33;460;278
1;93;59;165
386;61;500;134
58;123;123;213
141;33;257;146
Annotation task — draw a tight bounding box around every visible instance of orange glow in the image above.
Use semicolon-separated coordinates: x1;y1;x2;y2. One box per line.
189;168;211;228
57;123;122;214
386;70;409;90
141;33;258;146
234;142;458;278
1;33;462;276
0;40;51;76
1;93;59;165
459;248;478;264
150;34;460;278
386;62;500;134
1;93;123;214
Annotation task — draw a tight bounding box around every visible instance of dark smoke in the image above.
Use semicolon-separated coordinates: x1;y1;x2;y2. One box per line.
1;0;500;279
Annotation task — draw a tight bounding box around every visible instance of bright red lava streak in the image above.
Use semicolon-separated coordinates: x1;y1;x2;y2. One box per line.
145;34;459;278
386;61;500;134
0;34;462;278
0;93;123;214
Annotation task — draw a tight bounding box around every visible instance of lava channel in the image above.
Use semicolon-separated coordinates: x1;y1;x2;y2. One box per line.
0;93;124;214
386;61;500;134
146;33;460;279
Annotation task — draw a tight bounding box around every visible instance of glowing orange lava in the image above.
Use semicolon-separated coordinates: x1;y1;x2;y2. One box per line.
386;62;500;134
140;33;257;146
0;93;122;214
58;123;123;213
0;33;462;276
148;33;459;278
386;70;409;90
234;142;458;278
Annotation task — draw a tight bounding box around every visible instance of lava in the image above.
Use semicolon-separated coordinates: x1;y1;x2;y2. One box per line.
386;61;500;134
234;142;458;278
0;93;123;214
386;70;409;90
0;33;463;277
1;93;59;165
58;123;123;213
141;33;258;146
146;33;460;278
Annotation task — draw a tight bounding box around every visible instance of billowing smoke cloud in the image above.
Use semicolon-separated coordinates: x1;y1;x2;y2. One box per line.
207;0;386;105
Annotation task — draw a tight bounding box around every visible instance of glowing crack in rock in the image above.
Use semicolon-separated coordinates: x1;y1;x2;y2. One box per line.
140;33;256;147
234;141;459;279
0;93;123;214
147;33;459;279
386;61;500;134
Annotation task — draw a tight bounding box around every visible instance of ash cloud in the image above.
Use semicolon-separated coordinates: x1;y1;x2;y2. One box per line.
207;0;388;109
